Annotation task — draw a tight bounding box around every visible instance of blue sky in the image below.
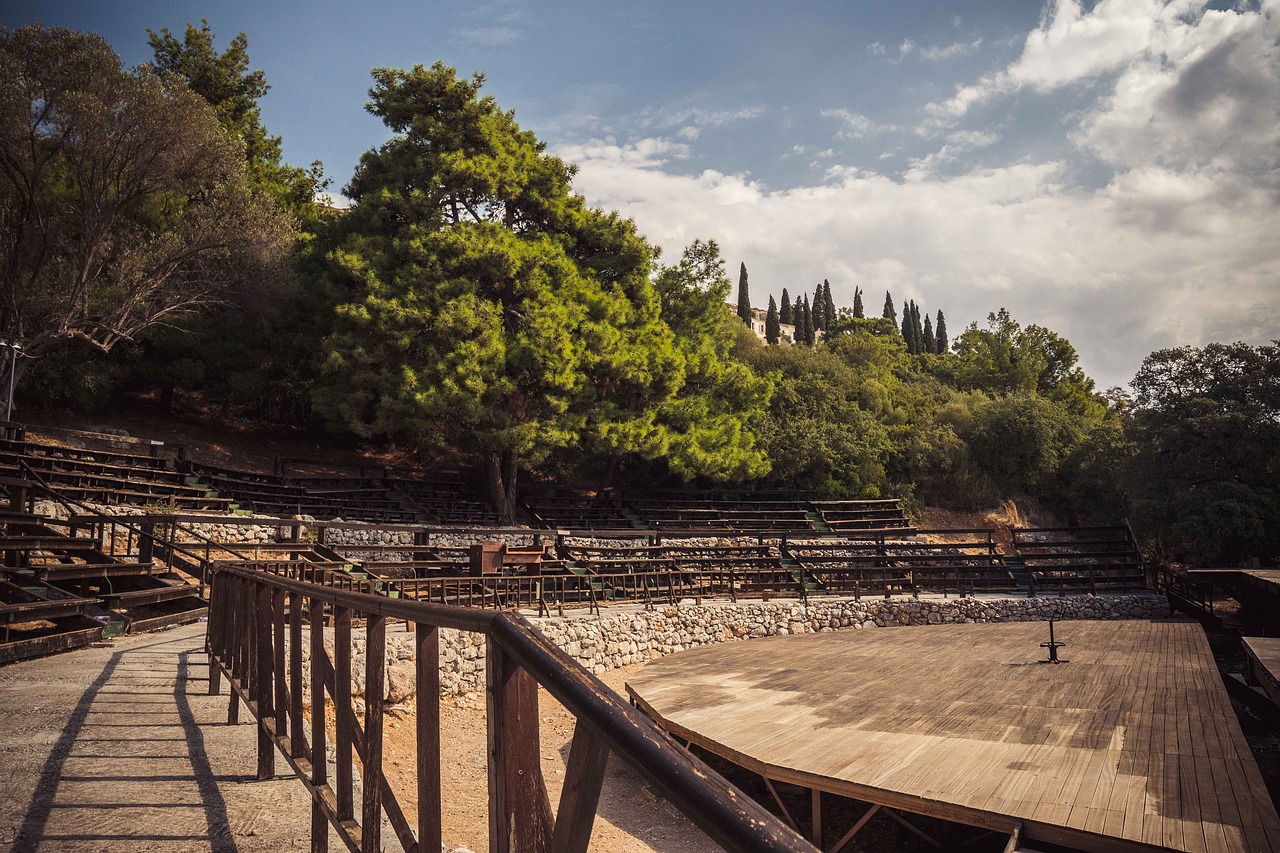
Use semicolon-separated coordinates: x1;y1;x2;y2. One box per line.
5;0;1278;388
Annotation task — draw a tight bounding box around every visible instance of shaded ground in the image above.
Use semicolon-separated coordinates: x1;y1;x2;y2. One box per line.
0;623;316;852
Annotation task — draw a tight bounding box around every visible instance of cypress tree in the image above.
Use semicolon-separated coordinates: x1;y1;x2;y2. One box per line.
935;310;949;354
736;262;751;324
779;288;792;324
823;279;836;328
901;300;913;349
802;294;814;344
812;284;825;331
765;296;780;344
911;301;925;354
852;287;864;318
922;312;935;354
883;291;896;326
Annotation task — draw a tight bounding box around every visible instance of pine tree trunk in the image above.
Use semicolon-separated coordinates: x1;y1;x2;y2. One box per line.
484;450;519;526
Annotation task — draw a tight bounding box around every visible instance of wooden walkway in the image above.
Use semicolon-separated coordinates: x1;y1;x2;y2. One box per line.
627;619;1280;852
0;622;321;852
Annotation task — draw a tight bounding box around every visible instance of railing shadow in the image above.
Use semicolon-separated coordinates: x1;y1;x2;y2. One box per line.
10;633;240;852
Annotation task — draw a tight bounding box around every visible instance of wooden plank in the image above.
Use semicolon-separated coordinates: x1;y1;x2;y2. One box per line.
549;721;609;853
417;623;442;853
487;642;553;853
362;615;386;853
627;619;1280;853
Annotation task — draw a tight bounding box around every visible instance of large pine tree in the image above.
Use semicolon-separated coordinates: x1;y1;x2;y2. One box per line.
935;310;949;354
779;288;792;324
852;287;864;318
765;296;780;344
736;262;751;324
883;291;897;326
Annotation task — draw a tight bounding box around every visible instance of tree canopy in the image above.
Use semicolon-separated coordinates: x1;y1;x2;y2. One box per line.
147;20;328;225
0;25;293;397
315;63;768;521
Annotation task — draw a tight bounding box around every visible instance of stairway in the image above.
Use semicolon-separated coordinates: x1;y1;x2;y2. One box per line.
1004;556;1034;593
805;510;832;535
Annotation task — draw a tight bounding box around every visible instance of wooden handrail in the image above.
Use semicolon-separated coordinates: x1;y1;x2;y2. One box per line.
206;564;816;853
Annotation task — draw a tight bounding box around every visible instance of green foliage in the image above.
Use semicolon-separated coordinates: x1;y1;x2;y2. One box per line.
823;280;836;331
923;313;935;354
812;284;825;331
852;287;864;318
1127;342;1280;563
967;393;1083;500
882;291;897;325
736;262;751;324
148;20;329;227
742;342;890;496
0;24;293;400
779;288;792;325
949;309;1105;419
765;296;780;345
315;64;768;518
935;310;948;353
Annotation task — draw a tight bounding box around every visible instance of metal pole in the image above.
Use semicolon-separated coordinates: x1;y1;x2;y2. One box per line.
4;342;19;422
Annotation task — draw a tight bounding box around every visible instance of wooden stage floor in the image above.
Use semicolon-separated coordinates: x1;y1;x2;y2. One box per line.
627;619;1280;853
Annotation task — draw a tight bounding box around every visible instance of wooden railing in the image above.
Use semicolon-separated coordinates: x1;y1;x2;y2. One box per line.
206;563;816;853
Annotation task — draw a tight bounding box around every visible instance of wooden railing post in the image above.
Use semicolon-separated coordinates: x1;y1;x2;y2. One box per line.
487;641;553;853
334;606;354;822
417;623;442;853
207;573;223;696
289;591;305;759
256;584;276;780
310;596;329;853
363;615;387;853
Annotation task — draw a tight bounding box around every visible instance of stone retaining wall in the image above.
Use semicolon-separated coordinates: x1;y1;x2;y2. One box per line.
308;593;1168;708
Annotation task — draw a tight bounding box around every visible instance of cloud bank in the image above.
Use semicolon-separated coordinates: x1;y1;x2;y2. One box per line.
559;0;1280;388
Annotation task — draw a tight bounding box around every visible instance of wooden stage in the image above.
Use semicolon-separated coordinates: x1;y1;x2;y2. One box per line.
1245;637;1280;709
627;619;1280;852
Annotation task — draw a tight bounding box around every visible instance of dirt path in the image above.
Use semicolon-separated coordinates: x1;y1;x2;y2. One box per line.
0;623;315;852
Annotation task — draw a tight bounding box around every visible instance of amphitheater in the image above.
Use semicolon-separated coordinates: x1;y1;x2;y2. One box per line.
1;420;1277;853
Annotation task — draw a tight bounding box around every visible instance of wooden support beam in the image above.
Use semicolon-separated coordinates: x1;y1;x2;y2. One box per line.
829;803;879;853
334;606;354;822
1002;821;1022;853
884;808;941;849
289;591;305;759
310;597;329;853
550;721;610;853
762;777;800;833
256;584;276;780
811;789;822;847
362;615;386;853
487;642;553;853
417;623;442;853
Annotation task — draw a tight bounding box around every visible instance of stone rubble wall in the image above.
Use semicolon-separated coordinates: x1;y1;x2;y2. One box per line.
298;593;1168;709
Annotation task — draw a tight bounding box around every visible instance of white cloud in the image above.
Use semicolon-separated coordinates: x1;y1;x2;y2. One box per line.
561;128;1277;386
457;26;523;45
867;42;888;56
821;108;900;140
549;1;1280;387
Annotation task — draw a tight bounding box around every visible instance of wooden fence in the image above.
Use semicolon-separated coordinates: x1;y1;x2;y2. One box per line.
205;563;816;853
